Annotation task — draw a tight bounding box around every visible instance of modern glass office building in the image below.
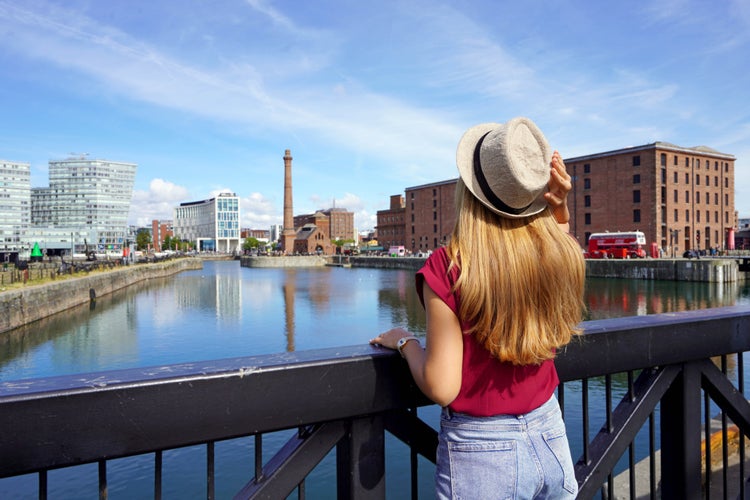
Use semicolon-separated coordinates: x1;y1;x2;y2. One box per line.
31;156;137;252
0;160;31;260
173;192;241;253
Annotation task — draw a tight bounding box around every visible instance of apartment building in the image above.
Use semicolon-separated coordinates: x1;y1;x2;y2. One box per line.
375;195;406;250
566;142;735;254
294;207;355;241
378;142;737;255
31;156;137;251
151;220;174;252
0;160;30;259
405;179;457;254
173;192;241;253
379;179;459;254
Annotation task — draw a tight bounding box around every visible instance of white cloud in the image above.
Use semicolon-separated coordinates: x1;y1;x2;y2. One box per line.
3;0;749;220
244;0;298;32
129;178;190;227
0;1;459;183
240;192;278;229
334;193;372;231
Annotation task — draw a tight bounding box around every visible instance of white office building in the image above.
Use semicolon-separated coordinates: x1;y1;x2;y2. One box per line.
31;156;137;252
173;192;241;253
269;224;282;243
0;160;31;260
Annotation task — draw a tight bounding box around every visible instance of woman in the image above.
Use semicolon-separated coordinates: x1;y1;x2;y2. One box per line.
370;117;585;498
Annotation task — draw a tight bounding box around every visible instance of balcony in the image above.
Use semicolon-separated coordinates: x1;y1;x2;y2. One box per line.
1;305;749;499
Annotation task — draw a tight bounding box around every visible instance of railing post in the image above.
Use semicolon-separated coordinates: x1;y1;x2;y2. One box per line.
660;361;703;499
336;415;385;499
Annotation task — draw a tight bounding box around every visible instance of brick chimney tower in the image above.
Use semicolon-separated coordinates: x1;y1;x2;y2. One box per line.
281;149;296;254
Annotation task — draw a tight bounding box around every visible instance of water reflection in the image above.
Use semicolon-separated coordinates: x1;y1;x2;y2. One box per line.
377;269;426;336
283;270;296;351
0;262;747;382
174;263;243;324
584;278;743;320
0;277;172;379
0;262;748;499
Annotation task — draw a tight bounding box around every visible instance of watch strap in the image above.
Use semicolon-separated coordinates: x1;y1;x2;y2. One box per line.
396;336;419;358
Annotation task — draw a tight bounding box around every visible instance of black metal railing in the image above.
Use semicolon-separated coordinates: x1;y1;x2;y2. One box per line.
1;305;749;499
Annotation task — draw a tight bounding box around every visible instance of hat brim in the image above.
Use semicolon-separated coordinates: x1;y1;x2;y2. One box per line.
455;120;550;218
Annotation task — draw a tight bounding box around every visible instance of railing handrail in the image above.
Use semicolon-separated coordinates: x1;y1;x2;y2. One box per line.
1;304;749;496
558;304;750;380
0;344;429;478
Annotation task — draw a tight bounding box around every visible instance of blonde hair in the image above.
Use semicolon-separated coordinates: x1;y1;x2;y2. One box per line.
446;179;586;365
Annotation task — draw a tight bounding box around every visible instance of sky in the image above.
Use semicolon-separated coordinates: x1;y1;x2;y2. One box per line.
1;0;749;232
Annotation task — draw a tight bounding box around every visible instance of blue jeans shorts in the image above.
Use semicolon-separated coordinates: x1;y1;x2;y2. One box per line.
436;395;577;499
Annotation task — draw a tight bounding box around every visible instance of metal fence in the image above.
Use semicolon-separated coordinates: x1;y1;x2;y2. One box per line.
1;305;749;499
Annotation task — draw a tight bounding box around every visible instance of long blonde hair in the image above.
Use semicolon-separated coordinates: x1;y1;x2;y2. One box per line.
446;179;586;365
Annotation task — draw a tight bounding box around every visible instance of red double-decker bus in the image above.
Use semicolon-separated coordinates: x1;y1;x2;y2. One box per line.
585;231;647;259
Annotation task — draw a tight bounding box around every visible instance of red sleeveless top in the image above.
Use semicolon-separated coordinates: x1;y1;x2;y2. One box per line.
416;247;558;416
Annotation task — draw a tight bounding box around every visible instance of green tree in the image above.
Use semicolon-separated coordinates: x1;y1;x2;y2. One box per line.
136;229;152;250
333;238;355;247
243;237;260;252
163;235;177;251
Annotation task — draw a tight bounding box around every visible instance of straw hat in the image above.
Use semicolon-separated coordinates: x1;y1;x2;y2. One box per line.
456;117;551;218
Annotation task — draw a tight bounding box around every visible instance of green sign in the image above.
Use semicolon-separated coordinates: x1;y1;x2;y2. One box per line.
30;242;43;258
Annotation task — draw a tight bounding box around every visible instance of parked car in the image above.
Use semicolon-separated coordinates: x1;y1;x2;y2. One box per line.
683;250;700;259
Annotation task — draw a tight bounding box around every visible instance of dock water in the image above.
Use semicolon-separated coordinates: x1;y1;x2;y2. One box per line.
241;255;747;283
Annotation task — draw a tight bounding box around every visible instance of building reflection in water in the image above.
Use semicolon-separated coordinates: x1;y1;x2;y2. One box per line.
0;278;167;378
175;272;242;326
584;278;741;320
377;269;426;336
283;270;296;351
0;262;747;383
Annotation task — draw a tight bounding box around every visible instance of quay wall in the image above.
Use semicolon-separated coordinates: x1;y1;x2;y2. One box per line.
349;256;425;270
337;256;745;282
240;255;326;268
0;258;203;334
585;258;741;283
240;255;425;270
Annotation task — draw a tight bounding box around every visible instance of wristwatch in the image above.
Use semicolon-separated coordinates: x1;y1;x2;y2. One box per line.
396;336;419;358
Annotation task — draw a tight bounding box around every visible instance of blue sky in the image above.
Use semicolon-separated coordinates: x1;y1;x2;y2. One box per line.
1;0;749;232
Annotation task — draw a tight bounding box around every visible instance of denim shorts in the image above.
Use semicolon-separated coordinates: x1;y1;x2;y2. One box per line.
435;395;577;499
